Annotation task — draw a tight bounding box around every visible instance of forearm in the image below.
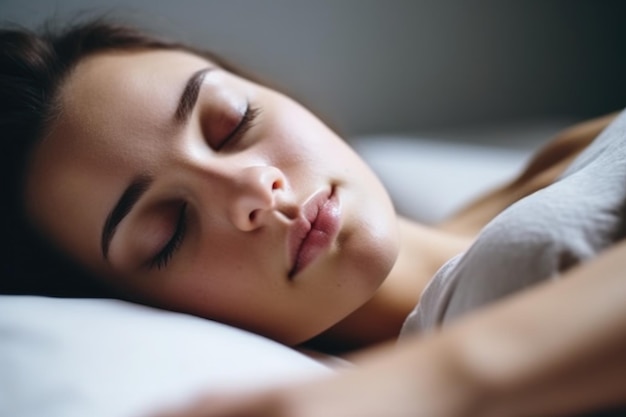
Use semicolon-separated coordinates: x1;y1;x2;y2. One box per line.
443;239;626;416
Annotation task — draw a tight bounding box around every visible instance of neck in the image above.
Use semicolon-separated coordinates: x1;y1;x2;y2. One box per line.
303;217;472;355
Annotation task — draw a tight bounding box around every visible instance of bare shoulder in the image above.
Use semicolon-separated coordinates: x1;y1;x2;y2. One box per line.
439;111;621;237
512;111;620;188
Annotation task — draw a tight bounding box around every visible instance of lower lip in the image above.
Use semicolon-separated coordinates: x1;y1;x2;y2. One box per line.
289;189;341;278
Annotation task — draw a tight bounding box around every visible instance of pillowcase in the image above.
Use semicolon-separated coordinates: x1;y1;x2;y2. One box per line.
0;296;331;417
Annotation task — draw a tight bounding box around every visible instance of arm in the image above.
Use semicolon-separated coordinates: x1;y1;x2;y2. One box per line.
152;240;626;417
449;238;626;416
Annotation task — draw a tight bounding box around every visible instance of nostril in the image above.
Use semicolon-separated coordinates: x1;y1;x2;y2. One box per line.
272;179;282;190
249;210;258;222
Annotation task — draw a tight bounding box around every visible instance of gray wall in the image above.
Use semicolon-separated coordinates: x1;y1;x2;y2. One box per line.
1;0;624;136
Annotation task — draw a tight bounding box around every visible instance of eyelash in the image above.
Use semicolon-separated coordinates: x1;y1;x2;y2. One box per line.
149;105;259;270
150;203;188;270
215;104;261;150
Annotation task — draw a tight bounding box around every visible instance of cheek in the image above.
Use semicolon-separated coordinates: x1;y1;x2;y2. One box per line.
157;232;278;316
263;102;350;169
266;98;400;269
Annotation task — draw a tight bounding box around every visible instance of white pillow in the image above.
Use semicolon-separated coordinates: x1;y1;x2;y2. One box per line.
352;135;539;223
0;296;331;417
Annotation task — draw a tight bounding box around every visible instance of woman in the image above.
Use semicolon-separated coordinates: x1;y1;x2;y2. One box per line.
1;18;625;416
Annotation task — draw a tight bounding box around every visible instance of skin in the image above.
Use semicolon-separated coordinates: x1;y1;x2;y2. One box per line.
24;49;400;345
23;45;626;415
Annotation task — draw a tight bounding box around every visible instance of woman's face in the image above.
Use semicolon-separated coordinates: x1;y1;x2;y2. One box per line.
25;49;399;344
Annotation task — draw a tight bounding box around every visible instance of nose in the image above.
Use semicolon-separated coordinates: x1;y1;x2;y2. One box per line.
229;165;293;231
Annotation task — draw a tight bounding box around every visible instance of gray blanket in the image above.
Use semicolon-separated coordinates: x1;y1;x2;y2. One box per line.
400;108;626;337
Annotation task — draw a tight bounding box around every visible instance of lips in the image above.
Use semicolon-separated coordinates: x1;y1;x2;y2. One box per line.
288;187;341;279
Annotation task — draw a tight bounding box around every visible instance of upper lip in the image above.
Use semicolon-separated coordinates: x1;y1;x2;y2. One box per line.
287;187;333;278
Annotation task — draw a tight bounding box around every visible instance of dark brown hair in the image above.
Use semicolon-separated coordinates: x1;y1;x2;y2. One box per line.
0;17;237;297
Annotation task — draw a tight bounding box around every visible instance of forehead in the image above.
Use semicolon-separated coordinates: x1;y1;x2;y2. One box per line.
24;49;212;268
61;49;212;145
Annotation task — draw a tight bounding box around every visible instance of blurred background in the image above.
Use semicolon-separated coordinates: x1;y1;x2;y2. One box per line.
1;0;624;140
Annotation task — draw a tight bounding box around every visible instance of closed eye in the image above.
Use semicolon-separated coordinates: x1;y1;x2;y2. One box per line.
149;203;188;270
216;105;261;150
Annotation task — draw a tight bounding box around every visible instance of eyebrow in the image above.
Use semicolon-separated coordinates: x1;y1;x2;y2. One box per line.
100;67;212;260
101;175;153;260
174;67;213;124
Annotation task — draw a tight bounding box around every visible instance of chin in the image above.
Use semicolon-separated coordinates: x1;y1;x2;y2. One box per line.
339;213;400;301
359;232;399;290
355;186;400;285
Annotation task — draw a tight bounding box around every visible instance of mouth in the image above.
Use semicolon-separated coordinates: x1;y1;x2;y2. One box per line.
288;186;341;279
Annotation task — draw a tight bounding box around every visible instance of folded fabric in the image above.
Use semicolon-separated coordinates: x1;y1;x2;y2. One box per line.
401;108;626;336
